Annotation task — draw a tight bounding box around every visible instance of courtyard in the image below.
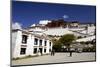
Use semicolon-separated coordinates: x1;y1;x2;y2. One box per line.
12;52;96;66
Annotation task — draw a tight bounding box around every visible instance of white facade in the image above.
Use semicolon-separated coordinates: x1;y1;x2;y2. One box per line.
28;23;95;37
27;24;95;41
43;25;95;37
12;23;95;58
76;35;95;42
12;29;52;58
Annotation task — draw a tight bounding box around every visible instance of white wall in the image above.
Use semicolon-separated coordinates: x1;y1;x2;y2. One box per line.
76;35;95;42
13;30;22;58
26;34;34;56
12;30;53;58
12;31;17;56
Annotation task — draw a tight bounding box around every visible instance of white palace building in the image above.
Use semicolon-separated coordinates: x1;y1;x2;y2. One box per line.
12;29;53;58
12;20;96;58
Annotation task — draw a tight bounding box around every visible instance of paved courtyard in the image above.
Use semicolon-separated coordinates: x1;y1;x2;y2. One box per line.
12;52;96;66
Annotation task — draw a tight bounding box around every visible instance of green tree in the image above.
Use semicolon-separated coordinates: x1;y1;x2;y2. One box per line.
53;41;62;52
59;34;76;51
52;38;62;52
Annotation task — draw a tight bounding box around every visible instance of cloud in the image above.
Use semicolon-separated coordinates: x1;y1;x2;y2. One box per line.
63;15;69;19
31;24;36;27
39;20;51;25
12;22;22;29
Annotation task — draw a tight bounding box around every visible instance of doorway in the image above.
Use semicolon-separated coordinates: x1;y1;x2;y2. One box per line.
39;48;42;54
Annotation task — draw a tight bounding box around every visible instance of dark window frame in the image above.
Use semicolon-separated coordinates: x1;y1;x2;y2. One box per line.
34;48;37;54
49;42;51;46
49;49;51;52
44;49;46;53
20;48;26;55
39;40;42;46
34;38;38;45
22;35;28;44
44;40;47;46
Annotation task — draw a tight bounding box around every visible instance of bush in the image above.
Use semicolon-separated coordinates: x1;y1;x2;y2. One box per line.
77;36;82;39
82;46;96;52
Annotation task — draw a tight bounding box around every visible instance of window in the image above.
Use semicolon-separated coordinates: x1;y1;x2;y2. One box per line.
20;48;26;55
22;35;27;44
44;41;47;46
34;48;37;54
40;40;42;45
44;49;46;53
49;42;51;46
34;38;38;45
49;49;51;52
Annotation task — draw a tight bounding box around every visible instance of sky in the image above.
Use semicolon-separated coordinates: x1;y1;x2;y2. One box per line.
12;1;96;28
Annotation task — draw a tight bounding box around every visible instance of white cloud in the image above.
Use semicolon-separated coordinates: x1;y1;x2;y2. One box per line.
39;20;51;25
12;22;22;29
31;24;36;27
63;15;69;19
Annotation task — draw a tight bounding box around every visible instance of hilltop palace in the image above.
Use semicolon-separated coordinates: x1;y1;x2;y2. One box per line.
12;19;96;58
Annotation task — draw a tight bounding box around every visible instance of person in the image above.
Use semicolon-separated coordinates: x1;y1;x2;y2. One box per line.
69;50;72;57
69;48;73;57
53;49;55;56
51;49;55;56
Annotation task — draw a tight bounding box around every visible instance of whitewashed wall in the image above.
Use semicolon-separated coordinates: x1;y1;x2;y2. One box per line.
12;31;17;57
12;30;22;58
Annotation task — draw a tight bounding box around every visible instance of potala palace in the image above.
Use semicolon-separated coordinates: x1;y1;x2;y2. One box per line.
12;19;96;58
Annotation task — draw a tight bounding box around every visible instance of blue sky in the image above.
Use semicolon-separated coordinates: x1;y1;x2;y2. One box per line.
12;1;96;28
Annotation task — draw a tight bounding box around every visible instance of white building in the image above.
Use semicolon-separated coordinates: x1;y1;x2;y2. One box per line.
12;29;52;58
76;35;95;42
27;23;95;40
12;22;95;58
